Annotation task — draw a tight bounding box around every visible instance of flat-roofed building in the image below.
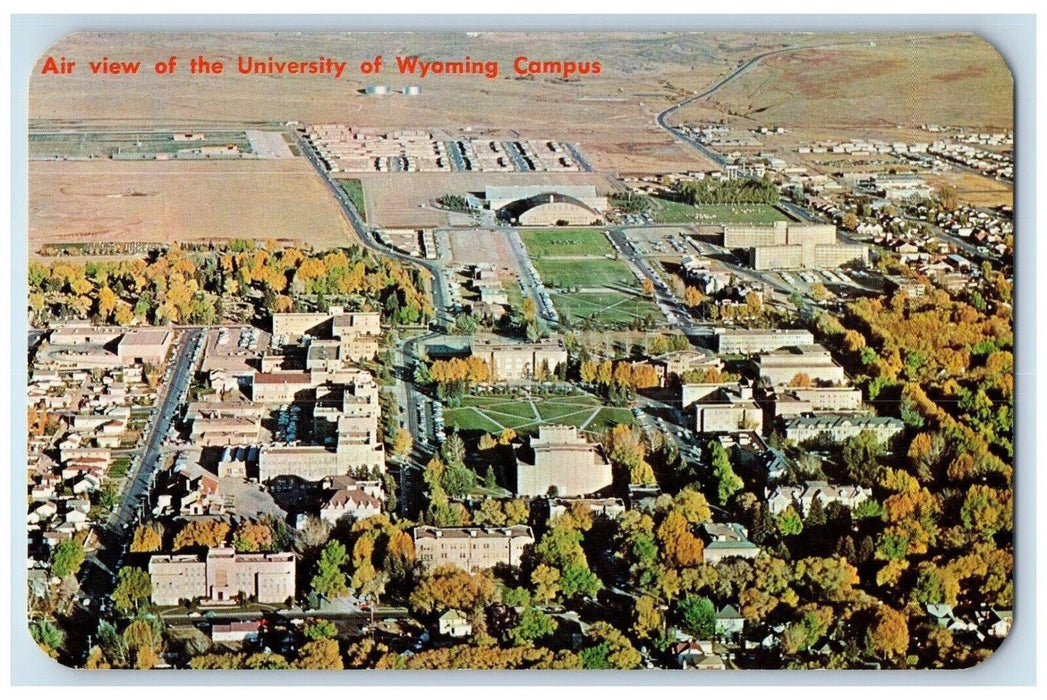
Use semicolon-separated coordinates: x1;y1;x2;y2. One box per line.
251;371;314;403
783;415;905;446
694;384;764;434
414;525;535;572
149;548;295;605
471;336;567;382
117;329;174;365
271;308;381;362
49;322;123;346
714;328;814;355
785;386;863;412
189;416;261;446
514;425;612;497
754;344;847;386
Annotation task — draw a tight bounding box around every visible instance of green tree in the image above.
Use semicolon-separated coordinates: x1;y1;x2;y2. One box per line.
509;606;558;646
50;539;85;579
676;595;716;639
311;540;350;599
303;619;338;640
112;566;152;613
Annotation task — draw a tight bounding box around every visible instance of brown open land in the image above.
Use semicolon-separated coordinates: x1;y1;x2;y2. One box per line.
28;32;788;173
348;171;623;229
29;159;357;252
675;34;1012;130
925;171;1013;208
447;229;516;268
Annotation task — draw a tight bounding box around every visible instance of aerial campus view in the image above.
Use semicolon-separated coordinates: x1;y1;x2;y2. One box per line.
24;31;1014;671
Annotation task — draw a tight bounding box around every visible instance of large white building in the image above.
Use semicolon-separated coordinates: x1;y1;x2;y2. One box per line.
714;328;814;355
514;425;613;497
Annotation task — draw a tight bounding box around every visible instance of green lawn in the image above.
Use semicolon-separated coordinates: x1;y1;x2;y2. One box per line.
651;198;788;225
519;229;614;257
550;291;661;327
532;257;638;290
29;130;252;159
338;179;367;221
446;393;633;435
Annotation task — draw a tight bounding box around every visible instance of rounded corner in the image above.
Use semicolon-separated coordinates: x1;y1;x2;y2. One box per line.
28;31;88;87
961;32;1016;90
24;618;82;671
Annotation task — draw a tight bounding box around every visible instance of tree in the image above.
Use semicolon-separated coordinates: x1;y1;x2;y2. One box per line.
842;431;886;486
633;595;664;640
672;488;712;525
391;429;413;459
865;605;909;660
708;440;743;505
474;499;507;527
788;372;812;388
777;506;804;537
642;279;655;297
311;540;350;599
509;606;557;646
676;595;716;639
303;619;338;640
112;567;152;613
30;620;64;657
580;622;642;670
295;638;344;670
560;563;601;599
684;286;705;309
130;523;163;553
409;566;496;615
50;538;85;579
173;520;230;550
531;564;561;603
656;511;704;568
233;521;274;552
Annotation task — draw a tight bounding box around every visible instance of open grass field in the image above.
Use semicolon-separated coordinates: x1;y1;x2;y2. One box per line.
532;257;638;290
550;291;661;327
652;200;789;225
338;179;367;221
29;159;357;253
519;229;614;257
29;130;253;159
444;392;634;435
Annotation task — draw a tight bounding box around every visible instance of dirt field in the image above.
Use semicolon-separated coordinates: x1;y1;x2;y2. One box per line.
28;32;765;173
925;171;1013;208
447;229;516;268
676;34;1012;129
29;159;357;252
349;171;622;229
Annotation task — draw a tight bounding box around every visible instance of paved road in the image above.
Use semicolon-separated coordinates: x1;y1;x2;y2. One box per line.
293;128;451;330
108;328;202;532
656;40;868;163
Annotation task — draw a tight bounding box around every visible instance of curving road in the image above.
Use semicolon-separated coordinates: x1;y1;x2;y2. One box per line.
656;40;869;163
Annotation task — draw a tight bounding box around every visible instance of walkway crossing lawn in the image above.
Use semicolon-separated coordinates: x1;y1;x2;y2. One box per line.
651;198;788;225
444;393;634;435
532;257;638;290
550;291;661;326
519;229;614;257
